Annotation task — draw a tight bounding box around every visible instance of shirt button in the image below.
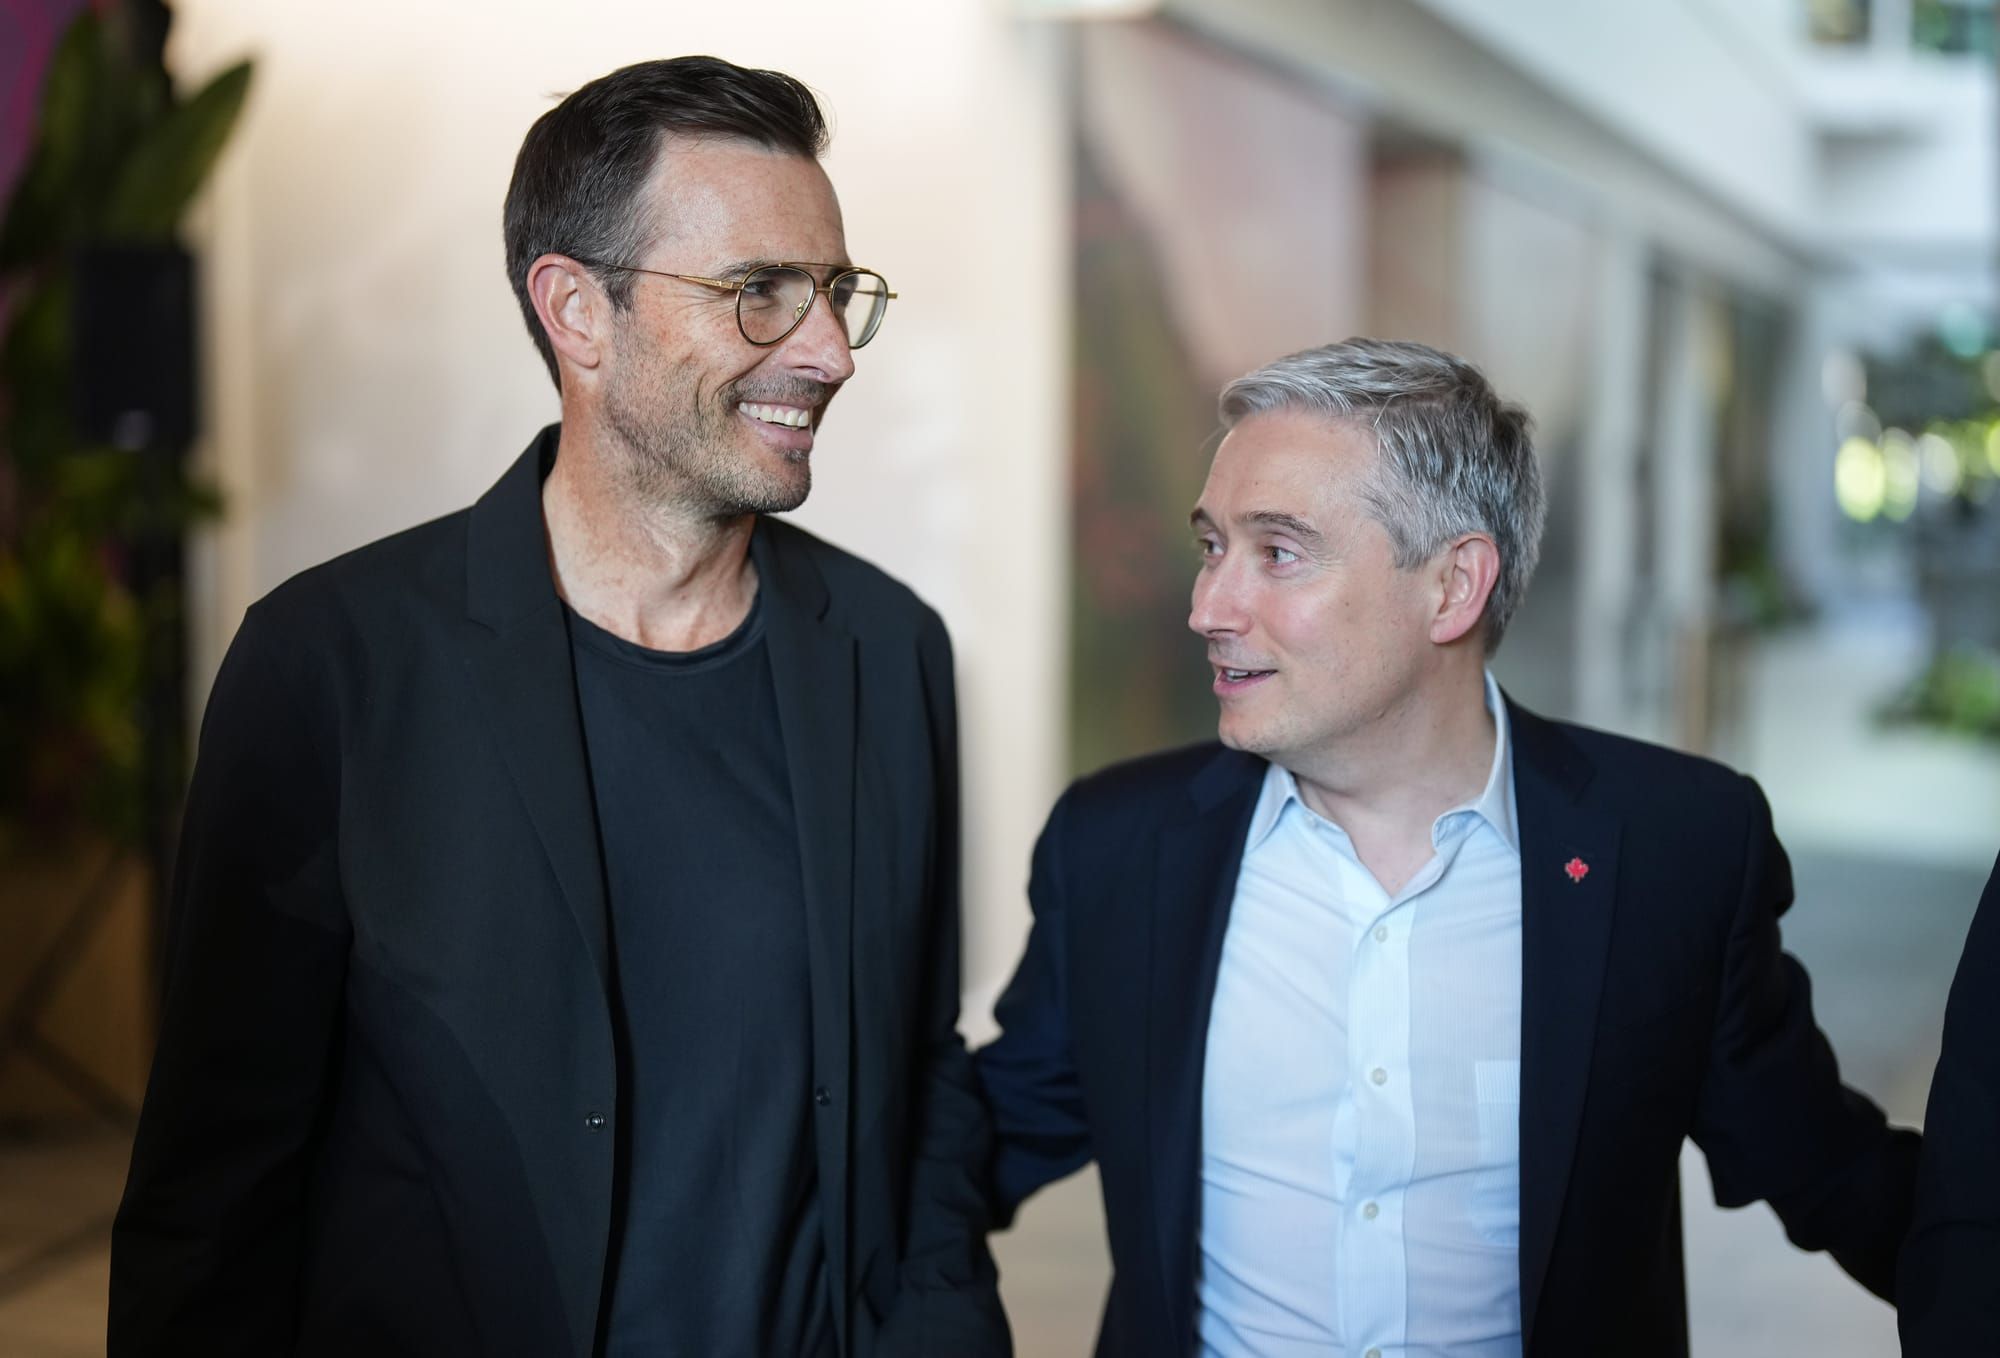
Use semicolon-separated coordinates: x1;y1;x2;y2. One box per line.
1373;924;1389;943
1365;1349;1382;1358
1370;1067;1388;1086
1362;1200;1379;1220
583;1111;606;1131
814;1086;832;1107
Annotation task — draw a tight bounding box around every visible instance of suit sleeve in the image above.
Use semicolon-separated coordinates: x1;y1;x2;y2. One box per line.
1689;775;1918;1301
973;787;1096;1227
1898;854;2000;1353
109;604;350;1354
881;612;1010;1356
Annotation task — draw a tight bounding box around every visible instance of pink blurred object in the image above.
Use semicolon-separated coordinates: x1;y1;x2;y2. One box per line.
0;0;93;212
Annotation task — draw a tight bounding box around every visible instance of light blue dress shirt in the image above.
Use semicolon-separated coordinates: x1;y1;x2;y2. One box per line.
1198;673;1523;1358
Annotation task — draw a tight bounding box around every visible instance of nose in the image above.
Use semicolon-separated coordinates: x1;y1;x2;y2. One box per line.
778;284;857;385
1189;557;1245;639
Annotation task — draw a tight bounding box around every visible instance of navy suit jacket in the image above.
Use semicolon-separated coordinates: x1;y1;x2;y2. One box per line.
1899;851;2000;1353
976;703;1916;1358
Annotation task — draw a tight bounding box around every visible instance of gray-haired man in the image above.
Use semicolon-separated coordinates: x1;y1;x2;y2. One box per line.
975;338;1916;1358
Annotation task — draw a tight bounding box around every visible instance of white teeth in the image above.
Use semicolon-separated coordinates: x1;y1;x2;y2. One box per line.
742;402;811;429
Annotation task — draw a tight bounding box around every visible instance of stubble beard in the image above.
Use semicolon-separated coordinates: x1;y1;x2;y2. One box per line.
1217;676;1357;767
1218;707;1283;759
603;359;817;521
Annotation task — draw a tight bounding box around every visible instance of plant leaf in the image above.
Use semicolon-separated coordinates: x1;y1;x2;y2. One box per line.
99;60;254;241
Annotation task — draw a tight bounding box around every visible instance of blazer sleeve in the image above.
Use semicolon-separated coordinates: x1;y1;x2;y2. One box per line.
1689;775;1919;1302
1898;853;2000;1353
879;612;1011;1357
973;787;1096;1227
109;603;350;1354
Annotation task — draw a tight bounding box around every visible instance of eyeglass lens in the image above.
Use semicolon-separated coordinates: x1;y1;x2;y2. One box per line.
738;266;890;348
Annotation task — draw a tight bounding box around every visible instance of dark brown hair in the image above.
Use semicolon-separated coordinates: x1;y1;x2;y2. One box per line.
502;56;828;386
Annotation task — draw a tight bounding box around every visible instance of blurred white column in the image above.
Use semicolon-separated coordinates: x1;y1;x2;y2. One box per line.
1574;228;1648;732
1654;275;1723;752
1772;289;1842;608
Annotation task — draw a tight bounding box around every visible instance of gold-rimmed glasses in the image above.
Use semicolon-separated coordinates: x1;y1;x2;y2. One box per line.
575;258;896;349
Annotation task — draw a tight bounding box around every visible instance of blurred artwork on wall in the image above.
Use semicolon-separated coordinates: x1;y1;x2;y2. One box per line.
1067;20;1366;775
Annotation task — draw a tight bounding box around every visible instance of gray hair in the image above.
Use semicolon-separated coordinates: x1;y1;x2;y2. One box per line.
1217;337;1545;653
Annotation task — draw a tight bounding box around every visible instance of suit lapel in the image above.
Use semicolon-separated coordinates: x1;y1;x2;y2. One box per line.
1147;747;1264;1340
755;520;856;1349
463;430;612;992
1509;701;1622;1348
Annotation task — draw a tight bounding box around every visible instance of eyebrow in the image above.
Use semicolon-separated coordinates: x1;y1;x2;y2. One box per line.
1249;511;1326;545
1189;507;1326;547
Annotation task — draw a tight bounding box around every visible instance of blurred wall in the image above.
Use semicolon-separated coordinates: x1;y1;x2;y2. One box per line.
166;0;1073;1023
1405;0;1816;240
1368;152;1599;721
1164;0;1812;292
1065;20;1369;777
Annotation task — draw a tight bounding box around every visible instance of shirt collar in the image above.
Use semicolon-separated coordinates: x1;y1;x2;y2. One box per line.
1243;671;1519;857
1469;670;1520;854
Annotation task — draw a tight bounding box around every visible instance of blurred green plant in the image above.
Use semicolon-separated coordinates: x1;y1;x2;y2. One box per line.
1881;644;2000;742
1853;331;2000;744
1911;0;1995;59
1868;333;1993;437
0;7;251;854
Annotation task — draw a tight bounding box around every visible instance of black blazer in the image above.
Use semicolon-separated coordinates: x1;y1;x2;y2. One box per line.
975;703;1916;1358
110;429;1008;1358
1899;851;2000;1353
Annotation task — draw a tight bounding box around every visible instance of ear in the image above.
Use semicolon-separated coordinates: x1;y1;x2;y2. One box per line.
526;253;611;382
1429;532;1501;647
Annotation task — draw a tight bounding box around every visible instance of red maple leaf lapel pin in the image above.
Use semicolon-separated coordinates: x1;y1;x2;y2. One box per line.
1564;856;1590;884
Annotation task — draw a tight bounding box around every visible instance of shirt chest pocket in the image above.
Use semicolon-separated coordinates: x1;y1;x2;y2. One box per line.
1470;1058;1521;1247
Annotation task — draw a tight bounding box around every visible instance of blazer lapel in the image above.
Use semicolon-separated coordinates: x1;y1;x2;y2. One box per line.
1509;701;1622;1348
754;520;857;1349
463;430;612;993
1147;747;1264;1341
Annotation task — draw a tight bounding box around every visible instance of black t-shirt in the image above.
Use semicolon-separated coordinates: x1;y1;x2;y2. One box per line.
568;589;833;1358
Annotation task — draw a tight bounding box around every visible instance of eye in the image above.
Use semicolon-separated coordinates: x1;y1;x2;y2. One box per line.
1265;544;1299;565
1195;535;1222;559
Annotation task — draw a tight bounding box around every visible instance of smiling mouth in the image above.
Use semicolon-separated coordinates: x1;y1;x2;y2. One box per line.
738;401;814;429
1214;665;1275;686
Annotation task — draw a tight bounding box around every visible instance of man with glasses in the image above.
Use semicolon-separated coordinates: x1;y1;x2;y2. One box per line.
111;56;1009;1358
